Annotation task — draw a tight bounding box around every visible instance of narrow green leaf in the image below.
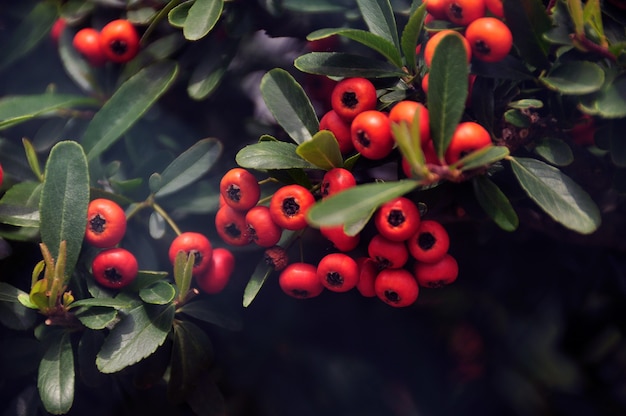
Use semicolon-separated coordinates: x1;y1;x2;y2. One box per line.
155;138;223;197
473;176;519;232
0;282;37;330
177;300;242;330
539;61;604;95
168;1;193;28
307;180;419;227
295;52;407;78
168;321;213;402
140;281;176;305
174;251;195;304
508;99;544;109
357;0;400;50
296;130;343;170
391;119;426;179
188;39;238;100
96;298;175;373
22;138;43;180
455;145;510;171
0;2;57;72
427;33;469;159
38;331;75;415
534;137;574;166
283;0;347;12
510;157;601;234
243;261;273;308
82;61;179;160
0;181;42;227
260;68;319;145
0;94;98;130
39;141;90;280
58;28;101;95
308;28;403;68
400;3;427;74
236;141;318;170
68;297;132;310
183;0;224;41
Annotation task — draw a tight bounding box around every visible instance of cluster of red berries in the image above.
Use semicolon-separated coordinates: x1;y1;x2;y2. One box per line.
215;165;458;308
85;198;137;289
53;18;140;67
85;198;234;295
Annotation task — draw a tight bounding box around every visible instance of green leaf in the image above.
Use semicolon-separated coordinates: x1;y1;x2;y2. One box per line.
0;282;37;330
503;0;552;69
140;281;176;305
82;61;179;160
400;3;427;74
427;33;469;159
177;300;242;330
168;320;213;402
455;145;510;172
539;61;604;95
96;298;175;373
534;138;574;167
168;1;193;28
504;109;531;128
125;270;170;292
75;306;118;330
0;181;42;227
260;68;319;145
295;52;407;78
295;130;343;170
472;176;519;232
0;2;57;72
236;141;318;170
308;28;403;68
0;94;98;130
508;99;544;109
282;0;348;12
39;141;90;280
357;0;400;50
188;39;239;100
580;73;626;119
307;180;419;227
242;261;273;308
58;29;101;95
69;297;132;309
154;138;223;197
510;157;601;234
183;0;224;41
38;331;75;415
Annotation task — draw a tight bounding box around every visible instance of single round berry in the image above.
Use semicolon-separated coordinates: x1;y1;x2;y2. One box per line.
407;220;450;263
367;234;409;270
351;110;394;160
85;198;127;248
92;248;138;289
355;257;378;298
375;268;419;307
168;232;214;276
220;168;261;212
414;253;459;288
279;262;324;299
215;204;251;246
374;197;421;242
424;30;471;67
320;225;360;252
321;167;356;199
331;77;377;122
245;205;283;248
445;121;492;165
317;253;359;293
464;17;513;63
195;248;235;294
319;110;354;154
73;28;107;67
445;0;486;26
269;184;315;230
99;19;140;63
389;100;431;146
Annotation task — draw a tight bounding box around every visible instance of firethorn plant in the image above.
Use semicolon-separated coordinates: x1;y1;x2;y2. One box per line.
0;0;624;414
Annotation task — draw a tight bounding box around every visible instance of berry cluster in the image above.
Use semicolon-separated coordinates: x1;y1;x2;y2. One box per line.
55;19;141;67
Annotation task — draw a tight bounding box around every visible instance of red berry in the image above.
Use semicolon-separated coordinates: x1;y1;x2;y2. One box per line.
367;234;409;269
320;167;356;199
269;184;315;231
73;28;106;67
355;257;378;298
320;225;360;252
92;248;138;289
99;19;140;63
445;0;486;26
389;100;431;146
317;253;359;293
445;121;492;165
319;110;354;154
85;198;127;248
331;77;377;122
464;17;513;63
168;232;214;276
279;262;324;299
351;110;394;160
51;18;67;44
374;197;421;242
414;253;459;288
220;168;261;212
407;220;450;263
215;204;251;246
375;268;419;307
195;248;235;294
245;205;283;248
424;30;471;67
